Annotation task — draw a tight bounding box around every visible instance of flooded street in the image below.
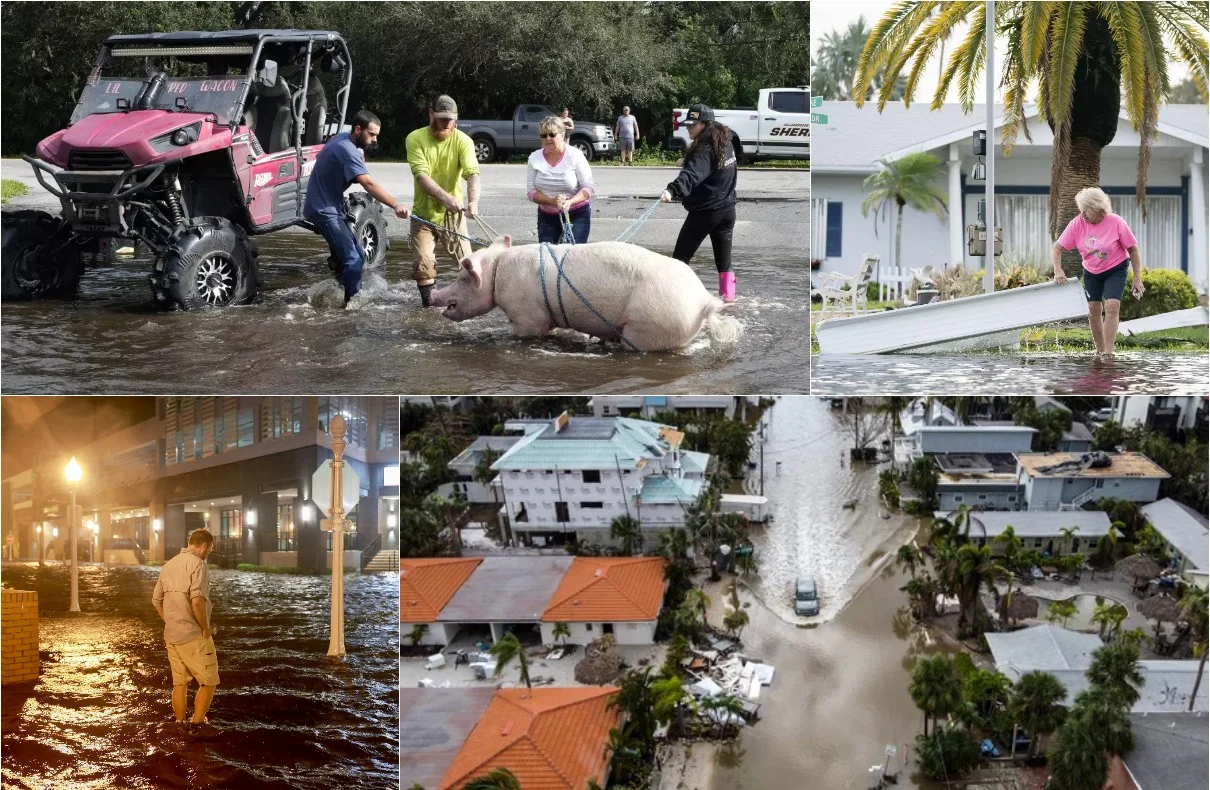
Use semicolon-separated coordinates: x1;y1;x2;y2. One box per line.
711;397;942;790
0;563;397;790
0;235;807;395
811;352;1210;395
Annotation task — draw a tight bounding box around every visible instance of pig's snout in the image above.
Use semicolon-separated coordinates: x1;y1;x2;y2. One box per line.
429;286;452;308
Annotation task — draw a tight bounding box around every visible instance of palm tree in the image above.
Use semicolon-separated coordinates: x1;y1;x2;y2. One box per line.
461;768;522;790
609;667;658;744
1060;526;1081;557
684;588;711;629
604;727;644;778
1086;641;1145;710
551;622;571;647
1048;713;1110;790
895;543;925;580
902;572;941;620
909;654;964;736
490;632;531;690
1180;585;1209;710
1009;670;1068;758
860;152;948;296
652;673;687;729
700;694;746;738
657;528;689;561
405;623;429;646
854;3;1210;278
609;515;643;556
1072;686;1135;756
723;608;750;639
1047;599;1078;628
955;543;997;635
472;446;503;539
813;16;909;101
1090;596;1129;641
994;525;1024;568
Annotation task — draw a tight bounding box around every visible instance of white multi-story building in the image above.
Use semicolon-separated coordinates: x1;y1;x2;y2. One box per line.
490;414;711;545
590;396;742;420
1109;396;1209;436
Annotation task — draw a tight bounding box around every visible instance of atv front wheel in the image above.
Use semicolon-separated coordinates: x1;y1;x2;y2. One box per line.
348;192;390;269
1;210;85;299
151;217;260;309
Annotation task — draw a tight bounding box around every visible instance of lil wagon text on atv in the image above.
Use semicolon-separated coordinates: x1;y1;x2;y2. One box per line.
1;29;389;309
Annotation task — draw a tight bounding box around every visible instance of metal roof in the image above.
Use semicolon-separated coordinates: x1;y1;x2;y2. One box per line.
436;556;574;623
491;416;678;471
1142;498;1209;571
639;475;704;504
106;29;343;45
965;510;1112;539
447;436;522;469
985;625;1102;678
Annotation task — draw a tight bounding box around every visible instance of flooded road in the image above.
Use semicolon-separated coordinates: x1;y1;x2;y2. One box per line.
811;352;1209;395
712;397;944;790
0;563;397;789
0;235;808;395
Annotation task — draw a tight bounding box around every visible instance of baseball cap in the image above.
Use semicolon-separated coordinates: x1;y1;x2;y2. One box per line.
432;95;458;120
684;104;714;125
623;105;630;112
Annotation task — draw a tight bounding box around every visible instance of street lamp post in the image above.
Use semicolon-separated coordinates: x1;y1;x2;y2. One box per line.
153;518;162;562
65;457;82;613
324;415;349;658
36;525;43;566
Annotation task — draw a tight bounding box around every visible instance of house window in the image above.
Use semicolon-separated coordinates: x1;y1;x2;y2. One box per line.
825;201;843;257
581;502;604;509
583;470;601;484
1008;495;1017;502
585;623;594;631
953;495;965;503
977;494;987;501
277;503;294;550
555;502;570;523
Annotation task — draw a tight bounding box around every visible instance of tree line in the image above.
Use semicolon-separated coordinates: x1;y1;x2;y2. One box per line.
0;1;809;157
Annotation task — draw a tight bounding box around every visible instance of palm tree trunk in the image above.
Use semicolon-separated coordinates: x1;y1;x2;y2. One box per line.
1191;652;1206;712
1052;136;1105;279
894;201;905;302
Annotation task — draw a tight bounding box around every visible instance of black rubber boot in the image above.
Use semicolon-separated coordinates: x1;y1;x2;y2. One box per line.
419;283;434;307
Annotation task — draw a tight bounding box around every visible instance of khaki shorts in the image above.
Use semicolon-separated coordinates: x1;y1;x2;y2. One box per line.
167;635;220;687
411;217;472;283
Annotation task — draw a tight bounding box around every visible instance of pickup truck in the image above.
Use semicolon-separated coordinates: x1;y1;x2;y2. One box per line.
672;87;810;163
459;104;617;163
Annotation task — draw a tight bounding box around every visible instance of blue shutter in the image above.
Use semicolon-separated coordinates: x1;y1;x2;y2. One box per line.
825;201;843;258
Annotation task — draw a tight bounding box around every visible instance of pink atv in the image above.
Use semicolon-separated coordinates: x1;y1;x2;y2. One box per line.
1;29;388;309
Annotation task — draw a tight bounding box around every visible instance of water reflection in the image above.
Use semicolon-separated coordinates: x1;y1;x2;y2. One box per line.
811;352;1208;395
1;564;397;789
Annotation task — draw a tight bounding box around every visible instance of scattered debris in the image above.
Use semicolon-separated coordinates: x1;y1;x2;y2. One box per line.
574;635;624;685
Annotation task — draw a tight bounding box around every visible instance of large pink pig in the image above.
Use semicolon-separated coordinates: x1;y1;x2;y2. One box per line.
429;238;742;351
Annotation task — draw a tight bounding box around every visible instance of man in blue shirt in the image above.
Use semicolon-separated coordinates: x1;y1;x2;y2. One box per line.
304;109;409;303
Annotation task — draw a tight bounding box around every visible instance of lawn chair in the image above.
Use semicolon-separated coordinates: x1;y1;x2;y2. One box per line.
811;254;878;318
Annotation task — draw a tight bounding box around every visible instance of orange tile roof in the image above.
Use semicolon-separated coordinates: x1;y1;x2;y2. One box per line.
400;558;482;622
438;687;621;790
542;557;666;622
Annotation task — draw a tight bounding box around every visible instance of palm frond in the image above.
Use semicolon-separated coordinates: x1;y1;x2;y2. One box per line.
1020;2;1057;68
955;7;988;113
1045;1;1089;131
900;2;981;109
1133;2;1172;219
856;1;941;109
1155;14;1210;102
1098;3;1146;131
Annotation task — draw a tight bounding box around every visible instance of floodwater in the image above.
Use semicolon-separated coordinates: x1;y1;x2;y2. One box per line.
0;234;809;395
0;563;397;790
711;397;947;790
811;352;1210;395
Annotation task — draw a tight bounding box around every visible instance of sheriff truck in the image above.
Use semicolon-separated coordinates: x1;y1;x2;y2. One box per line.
671;87;809;163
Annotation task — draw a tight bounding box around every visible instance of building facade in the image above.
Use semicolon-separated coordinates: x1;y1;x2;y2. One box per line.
1017;452;1168;511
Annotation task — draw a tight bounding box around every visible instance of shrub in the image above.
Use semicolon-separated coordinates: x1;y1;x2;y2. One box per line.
995;252;1052;290
916;726;981;780
1119;268;1198;321
236;563;257;571
879;470;901;510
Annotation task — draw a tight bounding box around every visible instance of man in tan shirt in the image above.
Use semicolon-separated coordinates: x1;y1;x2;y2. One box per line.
152;528;219;737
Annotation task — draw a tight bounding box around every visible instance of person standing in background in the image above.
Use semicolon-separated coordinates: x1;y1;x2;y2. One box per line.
615;105;640;165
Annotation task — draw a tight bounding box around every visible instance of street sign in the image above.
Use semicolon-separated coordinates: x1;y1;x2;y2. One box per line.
312;459;360;520
811;95;823;109
811;112;828;124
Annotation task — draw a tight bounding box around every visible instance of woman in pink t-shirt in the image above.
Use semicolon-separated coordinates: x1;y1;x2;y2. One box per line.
1052;187;1145;358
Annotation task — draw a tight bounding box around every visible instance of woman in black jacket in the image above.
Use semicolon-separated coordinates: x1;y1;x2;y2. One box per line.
661;104;739;301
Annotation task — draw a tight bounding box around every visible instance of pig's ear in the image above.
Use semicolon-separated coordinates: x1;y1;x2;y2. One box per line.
501;235;513;248
460;257;483;288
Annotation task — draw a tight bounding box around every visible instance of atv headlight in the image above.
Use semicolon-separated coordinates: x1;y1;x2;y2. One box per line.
151;122;202;153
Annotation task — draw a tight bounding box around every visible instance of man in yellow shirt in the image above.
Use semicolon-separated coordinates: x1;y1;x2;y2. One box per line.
406;94;481;306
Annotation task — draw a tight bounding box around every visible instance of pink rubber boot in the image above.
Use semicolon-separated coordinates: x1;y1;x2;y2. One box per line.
719;271;736;303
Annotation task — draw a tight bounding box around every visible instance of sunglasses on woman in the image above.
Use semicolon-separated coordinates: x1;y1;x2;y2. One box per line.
540;133;561;139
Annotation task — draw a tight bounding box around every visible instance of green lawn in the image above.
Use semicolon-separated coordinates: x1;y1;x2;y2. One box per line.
2;179;29;204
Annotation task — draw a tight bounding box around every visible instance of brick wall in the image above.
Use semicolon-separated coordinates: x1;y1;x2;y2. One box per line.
2;589;40;684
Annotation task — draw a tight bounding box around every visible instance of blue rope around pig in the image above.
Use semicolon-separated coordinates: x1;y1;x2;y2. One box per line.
537;242;641;351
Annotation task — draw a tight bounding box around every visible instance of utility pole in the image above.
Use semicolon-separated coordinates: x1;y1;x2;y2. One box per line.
759;425;765;497
984;0;996;294
66;457;82;613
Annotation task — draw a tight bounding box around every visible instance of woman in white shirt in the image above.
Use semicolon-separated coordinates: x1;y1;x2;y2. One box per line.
526;116;595;244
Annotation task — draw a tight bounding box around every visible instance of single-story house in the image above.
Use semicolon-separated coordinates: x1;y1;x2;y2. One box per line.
1017;452;1168;511
401;686;622;790
957;510;1112;556
400;556;667;647
811;101;1209;295
985;625;1208;712
1104;713;1210;790
1141;498;1209;585
1058;422;1095;453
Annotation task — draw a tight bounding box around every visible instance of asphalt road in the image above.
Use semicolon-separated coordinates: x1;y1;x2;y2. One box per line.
1;159;809;256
